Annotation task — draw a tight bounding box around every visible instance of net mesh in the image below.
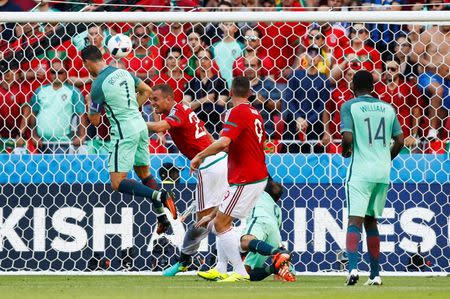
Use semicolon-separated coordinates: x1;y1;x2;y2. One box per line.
0;12;449;273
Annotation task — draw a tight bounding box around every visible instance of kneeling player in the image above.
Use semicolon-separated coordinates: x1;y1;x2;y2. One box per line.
198;179;295;282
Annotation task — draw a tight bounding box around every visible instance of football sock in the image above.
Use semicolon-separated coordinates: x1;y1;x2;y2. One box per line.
180;226;209;266
248;239;279;256
366;228;380;279
215;236;228;273
346;224;361;272
179;251;192;267
142;174;158;190
118;179;164;215
249;264;274;281
217;228;247;276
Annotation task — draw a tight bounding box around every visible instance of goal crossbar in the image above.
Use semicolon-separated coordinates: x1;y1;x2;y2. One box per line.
1;11;449;24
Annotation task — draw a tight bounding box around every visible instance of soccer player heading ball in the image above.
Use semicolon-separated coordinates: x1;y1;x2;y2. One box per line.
81;45;178;234
340;70;404;286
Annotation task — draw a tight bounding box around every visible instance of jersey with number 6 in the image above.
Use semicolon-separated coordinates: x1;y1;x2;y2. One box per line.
340;95;403;184
221;102;268;185
164;103;212;160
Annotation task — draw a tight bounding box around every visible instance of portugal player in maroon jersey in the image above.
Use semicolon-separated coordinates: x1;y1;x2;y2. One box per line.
147;84;229;276
190;77;290;282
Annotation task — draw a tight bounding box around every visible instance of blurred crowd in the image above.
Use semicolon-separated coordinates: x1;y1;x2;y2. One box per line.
0;0;449;154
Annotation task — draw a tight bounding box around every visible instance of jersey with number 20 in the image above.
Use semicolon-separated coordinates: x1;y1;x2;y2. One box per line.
164;103;212;160
221;102;268;185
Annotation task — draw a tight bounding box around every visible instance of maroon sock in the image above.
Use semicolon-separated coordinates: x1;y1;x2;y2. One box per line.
142;175;158;190
366;228;380;279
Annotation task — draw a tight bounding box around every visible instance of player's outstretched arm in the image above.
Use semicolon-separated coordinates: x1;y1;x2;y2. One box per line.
341;132;353;158
391;133;404;160
190;137;231;172
146;120;171;133
136;81;153;107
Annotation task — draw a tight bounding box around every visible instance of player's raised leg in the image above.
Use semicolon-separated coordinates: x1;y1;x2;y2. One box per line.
134;165;178;234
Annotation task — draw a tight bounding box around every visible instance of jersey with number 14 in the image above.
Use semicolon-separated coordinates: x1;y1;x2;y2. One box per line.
340;95;402;184
164;103;212;160
221;102;268;185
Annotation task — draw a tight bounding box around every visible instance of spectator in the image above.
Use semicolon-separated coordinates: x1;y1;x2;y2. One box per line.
124;23;162;81
283;49;330;153
331;23;382;84
31;0;59;12
0;23;7;53
244;54;282;139
302;22;350;67
361;0;403;53
11;23;49;92
204;1;234;46
391;34;422;84
374;58;424;149
232;27;274;78
29;60;86;154
184;49;228;137
158;22;190;58
300;30;331;76
185;26;207;77
0;0;23;42
69;24;112;96
412;24;450;139
321;65;357;149
212;22;244;88
0;69;31;152
257;8;307;91
152;46;192;103
275;0;304;11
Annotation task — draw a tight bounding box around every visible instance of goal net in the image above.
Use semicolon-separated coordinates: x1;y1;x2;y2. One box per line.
0;8;449;274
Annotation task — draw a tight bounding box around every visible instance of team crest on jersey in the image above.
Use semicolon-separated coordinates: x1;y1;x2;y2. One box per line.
223;191;231;201
169;107;178;117
61;94;68;101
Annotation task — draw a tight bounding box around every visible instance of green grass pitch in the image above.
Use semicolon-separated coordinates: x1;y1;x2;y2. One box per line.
0;275;448;299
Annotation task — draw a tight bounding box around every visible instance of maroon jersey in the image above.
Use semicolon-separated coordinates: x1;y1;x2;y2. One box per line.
221;102;268;185
165;103;212;160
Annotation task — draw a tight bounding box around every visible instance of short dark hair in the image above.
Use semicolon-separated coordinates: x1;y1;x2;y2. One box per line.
165;46;182;59
218;0;232;7
352;70;373;94
231;76;250;97
152;84;174;98
81;45;103;62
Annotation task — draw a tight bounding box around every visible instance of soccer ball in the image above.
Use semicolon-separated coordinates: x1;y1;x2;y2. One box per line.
107;34;132;58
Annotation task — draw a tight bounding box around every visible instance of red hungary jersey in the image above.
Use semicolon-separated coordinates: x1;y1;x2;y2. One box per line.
221;102;268;185
165;103;212;160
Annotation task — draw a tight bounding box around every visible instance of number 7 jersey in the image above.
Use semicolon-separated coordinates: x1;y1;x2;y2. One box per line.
164;103;212;160
221;102;268;185
90;66;146;139
340;95;403;184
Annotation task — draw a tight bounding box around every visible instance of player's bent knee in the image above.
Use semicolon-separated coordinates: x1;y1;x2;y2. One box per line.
240;234;256;251
110;181;120;191
110;175;126;191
